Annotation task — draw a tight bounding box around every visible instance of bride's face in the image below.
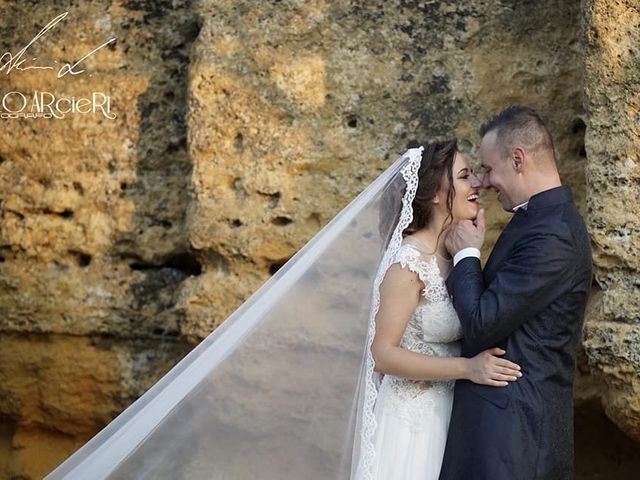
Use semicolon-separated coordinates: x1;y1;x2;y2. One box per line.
447;152;482;221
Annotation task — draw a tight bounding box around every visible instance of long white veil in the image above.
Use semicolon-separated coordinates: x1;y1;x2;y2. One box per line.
45;148;424;480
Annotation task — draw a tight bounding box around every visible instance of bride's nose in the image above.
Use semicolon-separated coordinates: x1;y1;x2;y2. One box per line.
469;173;482;188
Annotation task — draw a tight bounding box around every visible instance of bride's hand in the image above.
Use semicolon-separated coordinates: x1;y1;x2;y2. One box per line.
464;348;522;387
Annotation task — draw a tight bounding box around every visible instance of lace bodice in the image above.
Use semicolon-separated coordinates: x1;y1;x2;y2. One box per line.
394;242;463;344
377;241;463;427
394;241;462;344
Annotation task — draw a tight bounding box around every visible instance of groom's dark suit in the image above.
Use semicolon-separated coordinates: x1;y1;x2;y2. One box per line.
438;186;592;480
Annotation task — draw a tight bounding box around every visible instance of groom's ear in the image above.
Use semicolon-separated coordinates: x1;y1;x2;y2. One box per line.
512;146;525;172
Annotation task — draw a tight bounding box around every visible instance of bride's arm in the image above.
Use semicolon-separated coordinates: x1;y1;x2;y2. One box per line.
371;264;521;386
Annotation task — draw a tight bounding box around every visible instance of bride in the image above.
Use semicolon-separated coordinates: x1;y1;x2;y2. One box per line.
352;140;522;480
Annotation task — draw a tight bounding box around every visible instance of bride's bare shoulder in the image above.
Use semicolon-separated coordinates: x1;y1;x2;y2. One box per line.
401;234;434;254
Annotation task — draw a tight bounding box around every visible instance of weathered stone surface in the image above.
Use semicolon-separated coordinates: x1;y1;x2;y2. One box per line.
0;0;638;478
0;0;198;477
582;0;640;442
0;333;190;479
0;0;201;337
184;0;587;337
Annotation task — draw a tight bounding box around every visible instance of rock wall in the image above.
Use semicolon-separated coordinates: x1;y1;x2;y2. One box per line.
0;1;197;477
582;0;640;442
184;0;588;338
0;0;637;478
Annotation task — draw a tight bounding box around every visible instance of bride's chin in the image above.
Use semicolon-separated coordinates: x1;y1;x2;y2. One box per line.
466;210;480;222
453;214;477;222
452;205;480;221
470;204;480;218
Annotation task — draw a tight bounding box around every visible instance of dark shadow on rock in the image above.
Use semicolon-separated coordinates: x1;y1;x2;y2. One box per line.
575;399;640;479
112;1;203;341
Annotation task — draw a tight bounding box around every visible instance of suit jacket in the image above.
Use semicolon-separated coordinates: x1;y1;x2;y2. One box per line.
438;186;592;480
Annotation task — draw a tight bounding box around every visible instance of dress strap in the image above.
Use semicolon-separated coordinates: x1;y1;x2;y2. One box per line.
394;243;450;302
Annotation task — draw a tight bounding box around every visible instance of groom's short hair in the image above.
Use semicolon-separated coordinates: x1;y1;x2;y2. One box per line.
480;106;556;161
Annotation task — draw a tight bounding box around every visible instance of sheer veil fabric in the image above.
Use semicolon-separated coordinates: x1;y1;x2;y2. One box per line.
351;148;423;479
45;148;424;480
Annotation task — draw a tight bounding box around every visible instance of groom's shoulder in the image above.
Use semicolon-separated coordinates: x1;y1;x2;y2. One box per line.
556;199;589;241
530;193;585;229
522;202;589;254
527;204;572;233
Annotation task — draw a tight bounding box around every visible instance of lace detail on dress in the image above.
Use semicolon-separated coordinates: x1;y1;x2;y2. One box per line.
378;340;461;432
374;242;462;431
395;244;450;302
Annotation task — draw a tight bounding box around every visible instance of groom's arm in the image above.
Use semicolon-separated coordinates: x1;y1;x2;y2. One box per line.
446;230;575;351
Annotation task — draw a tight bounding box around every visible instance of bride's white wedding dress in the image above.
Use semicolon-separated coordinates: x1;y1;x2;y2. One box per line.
369;238;463;480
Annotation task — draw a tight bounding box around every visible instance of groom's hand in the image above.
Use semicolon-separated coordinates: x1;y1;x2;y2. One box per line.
445;208;485;256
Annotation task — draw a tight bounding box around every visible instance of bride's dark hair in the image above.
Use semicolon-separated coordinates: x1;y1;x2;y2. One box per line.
404;139;457;237
378;139;458;250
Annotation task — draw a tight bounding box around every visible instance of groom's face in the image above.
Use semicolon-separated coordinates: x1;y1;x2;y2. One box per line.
479;131;518;211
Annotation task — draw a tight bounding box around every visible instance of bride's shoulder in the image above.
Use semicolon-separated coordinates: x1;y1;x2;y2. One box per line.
394;238;428;272
395;235;445;278
397;237;421;256
400;235;434;256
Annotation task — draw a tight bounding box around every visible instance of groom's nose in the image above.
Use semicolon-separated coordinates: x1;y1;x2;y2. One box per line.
481;174;491;189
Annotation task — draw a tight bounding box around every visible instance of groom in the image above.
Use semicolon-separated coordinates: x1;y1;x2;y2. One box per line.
439;106;592;480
